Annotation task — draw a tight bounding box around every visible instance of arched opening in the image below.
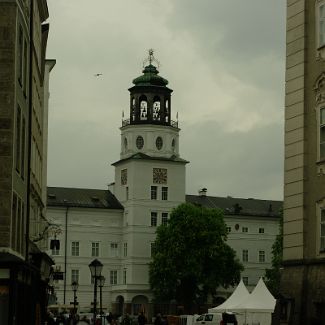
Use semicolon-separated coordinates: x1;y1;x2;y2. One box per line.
131;295;149;316
139;95;148;121
165;99;169;122
153;96;161;121
172;138;176;152
131;98;136;121
116;295;124;316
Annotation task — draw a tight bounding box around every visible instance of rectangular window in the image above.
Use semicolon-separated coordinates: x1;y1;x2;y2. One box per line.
242;249;248;262
71;241;79;256
151;212;157;227
226;227;231;233
16;197;22;252
11;193;17;249
126;186;129;200
319;3;325;48
321;209;325;251
259;250;265;263
151;186;157;200
259;228;264;234
123;242;128;257
162;187;168;200
23;39;28;93
15;106;21;172
242;227;248;233
123;268;127;284
110;270;117;285
52;246;60;256
320;108;325;159
110;242;118;257
161;213;168;226
71;269;79;284
243;277;248;286
92;242;99;257
21;117;25;179
18;26;23;84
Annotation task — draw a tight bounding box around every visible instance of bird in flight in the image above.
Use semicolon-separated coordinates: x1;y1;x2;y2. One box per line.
94;73;103;77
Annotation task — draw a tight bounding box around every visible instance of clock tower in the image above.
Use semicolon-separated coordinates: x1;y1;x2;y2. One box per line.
112;50;188;309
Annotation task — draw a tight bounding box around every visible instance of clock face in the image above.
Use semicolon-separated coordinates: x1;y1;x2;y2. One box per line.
153;168;167;184
121;169;127;185
136;136;144;149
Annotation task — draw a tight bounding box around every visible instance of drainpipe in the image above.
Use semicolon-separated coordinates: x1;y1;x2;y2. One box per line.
63;206;69;304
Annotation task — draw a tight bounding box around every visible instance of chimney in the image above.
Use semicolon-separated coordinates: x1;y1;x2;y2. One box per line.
198;188;207;197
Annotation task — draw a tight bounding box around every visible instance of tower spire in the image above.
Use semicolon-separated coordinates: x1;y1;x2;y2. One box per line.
143;48;160;69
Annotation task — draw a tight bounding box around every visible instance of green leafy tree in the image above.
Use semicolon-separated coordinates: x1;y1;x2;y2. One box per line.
149;203;243;311
265;212;283;296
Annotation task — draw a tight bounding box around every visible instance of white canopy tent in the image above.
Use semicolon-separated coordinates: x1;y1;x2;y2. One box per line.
208;278;276;325
232;278;276;325
208;279;250;313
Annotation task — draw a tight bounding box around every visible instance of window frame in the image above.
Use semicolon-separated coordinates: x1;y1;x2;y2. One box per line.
71;269;79;284
151;186;157;200
320;107;325;161
91;242;100;257
110;270;118;285
242;249;248;262
162;187;168;201
110;242;118;257
242;227;248;233
259;227;265;234
259;250;265;263
161;212;168;226
316;0;325;49
320;208;325;253
71;241;80;256
151;212;158;227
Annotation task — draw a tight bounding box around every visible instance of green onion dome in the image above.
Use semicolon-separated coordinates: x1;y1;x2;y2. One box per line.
132;64;169;87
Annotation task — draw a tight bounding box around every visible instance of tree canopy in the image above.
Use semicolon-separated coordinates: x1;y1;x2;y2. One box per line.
149;203;243;309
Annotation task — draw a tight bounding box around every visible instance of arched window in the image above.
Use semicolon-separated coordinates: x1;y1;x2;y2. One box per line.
153;96;161;121
139;95;148;120
131;98;136;121
165;99;169;122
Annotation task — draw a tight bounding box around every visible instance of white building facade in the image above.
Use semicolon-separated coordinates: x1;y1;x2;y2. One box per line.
46;53;282;315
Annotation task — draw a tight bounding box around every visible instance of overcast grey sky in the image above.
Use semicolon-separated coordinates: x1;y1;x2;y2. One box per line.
46;0;286;200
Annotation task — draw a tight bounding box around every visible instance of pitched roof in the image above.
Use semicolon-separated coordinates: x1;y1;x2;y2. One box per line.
47;187;124;210
112;152;189;166
186;194;282;218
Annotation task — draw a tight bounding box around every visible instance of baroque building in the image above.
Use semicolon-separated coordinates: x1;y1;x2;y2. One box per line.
280;0;325;324
46;52;282;316
0;0;55;324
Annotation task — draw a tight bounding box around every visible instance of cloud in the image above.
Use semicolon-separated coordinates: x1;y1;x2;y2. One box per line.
46;0;285;200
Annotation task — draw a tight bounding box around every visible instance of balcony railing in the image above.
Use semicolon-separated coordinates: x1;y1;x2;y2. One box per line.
121;119;179;128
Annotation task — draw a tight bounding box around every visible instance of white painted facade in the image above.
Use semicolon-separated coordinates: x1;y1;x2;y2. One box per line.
224;215;279;293
46;59;281;313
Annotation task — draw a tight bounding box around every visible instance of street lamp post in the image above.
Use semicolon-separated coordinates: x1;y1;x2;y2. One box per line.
89;259;103;325
71;281;79;317
99;276;106;324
